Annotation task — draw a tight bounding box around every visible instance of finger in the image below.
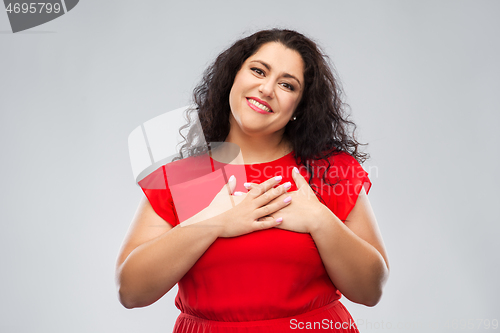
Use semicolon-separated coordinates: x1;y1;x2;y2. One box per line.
252;216;283;231
292;167;308;188
216;175;236;196
257;216;274;222
226;175;236;195
250;175;283;197
245;179;282;191
243;182;255;190
254;194;292;218
253;181;291;207
220;175;235;208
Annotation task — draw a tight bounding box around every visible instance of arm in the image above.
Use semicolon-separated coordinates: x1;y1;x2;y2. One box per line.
269;168;389;306
115;197;221;309
115;176;291;309
309;187;389;307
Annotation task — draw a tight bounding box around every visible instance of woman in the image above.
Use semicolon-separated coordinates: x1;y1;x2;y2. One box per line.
116;29;389;332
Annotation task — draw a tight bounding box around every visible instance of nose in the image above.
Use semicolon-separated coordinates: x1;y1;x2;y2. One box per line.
258;79;274;98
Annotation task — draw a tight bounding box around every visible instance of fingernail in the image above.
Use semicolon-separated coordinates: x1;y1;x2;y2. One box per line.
276;217;283;223
244;182;252;189
284;196;292;203
283;181;291;189
233;191;244;196
228;175;235;183
293;167;299;174
275;175;282;182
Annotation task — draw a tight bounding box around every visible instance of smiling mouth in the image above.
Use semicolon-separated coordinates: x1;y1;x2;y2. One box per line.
247;98;273;113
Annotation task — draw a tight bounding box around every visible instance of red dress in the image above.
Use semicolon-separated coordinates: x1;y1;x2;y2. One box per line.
139;151;371;332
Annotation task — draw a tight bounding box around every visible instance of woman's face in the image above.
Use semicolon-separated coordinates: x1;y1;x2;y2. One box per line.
228;42;304;140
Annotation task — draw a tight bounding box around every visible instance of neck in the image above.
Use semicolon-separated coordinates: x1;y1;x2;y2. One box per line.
224;129;292;165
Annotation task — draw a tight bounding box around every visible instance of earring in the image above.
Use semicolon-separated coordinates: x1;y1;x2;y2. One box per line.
291;116;297;121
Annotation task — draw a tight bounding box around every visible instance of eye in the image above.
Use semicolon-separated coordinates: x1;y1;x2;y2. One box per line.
280;82;295;91
251;67;265;76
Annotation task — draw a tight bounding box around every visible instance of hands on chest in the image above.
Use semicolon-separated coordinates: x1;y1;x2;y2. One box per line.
200;166;329;237
254;167;329;234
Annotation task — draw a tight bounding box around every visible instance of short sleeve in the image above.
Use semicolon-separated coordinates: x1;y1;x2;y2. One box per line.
138;165;179;227
316;152;372;222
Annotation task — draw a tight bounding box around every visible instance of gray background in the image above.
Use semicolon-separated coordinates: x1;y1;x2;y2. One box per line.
1;0;499;332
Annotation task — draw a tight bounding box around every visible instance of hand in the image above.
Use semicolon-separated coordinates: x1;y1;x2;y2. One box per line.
200;175;293;238
258;167;327;234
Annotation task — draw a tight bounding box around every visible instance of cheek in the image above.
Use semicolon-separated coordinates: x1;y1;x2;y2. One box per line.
228;86;238;114
228;75;243;112
228;87;244;124
282;95;301;114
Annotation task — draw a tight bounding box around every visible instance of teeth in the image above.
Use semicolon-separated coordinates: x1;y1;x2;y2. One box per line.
249;99;272;112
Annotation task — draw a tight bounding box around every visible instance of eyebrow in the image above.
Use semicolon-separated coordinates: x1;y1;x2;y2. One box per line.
249;60;302;88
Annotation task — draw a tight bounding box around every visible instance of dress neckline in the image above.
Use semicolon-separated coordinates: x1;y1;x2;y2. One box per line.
244;150;295;166
209;150;295;166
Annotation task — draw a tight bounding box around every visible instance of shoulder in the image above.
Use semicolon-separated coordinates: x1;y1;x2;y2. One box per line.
138;153;210;189
311;150;372;221
313;151;368;183
138;164;179;227
325;150;359;165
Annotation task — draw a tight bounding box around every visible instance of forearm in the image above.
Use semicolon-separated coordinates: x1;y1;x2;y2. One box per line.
310;207;389;306
117;176;289;309
117;212;223;309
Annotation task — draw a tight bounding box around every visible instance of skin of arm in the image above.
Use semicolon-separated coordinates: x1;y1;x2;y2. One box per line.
115;176;290;309
266;168;389;306
116;197;220;309
310;187;389;306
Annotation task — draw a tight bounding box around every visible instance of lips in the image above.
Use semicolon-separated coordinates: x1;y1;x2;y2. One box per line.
246;97;273;114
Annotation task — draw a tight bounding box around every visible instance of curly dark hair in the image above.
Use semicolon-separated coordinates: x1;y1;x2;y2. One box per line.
178;28;368;188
